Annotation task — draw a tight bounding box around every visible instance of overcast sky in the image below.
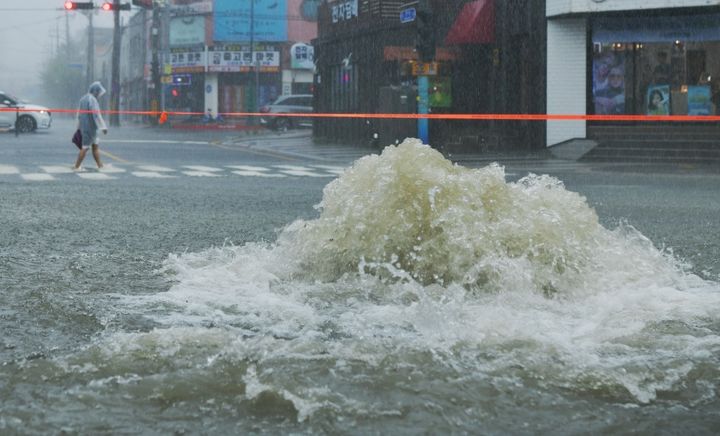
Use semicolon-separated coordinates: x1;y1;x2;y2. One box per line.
0;0;117;98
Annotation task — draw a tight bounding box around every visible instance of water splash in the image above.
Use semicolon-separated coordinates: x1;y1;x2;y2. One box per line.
276;139;688;296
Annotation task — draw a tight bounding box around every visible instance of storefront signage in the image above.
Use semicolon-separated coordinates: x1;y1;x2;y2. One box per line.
400;7;416;24
169;16;206;46
208;46;280;72
412;62;438;76
291;43;314;70
169;0;212;17
593;14;720;43
332;0;358;23
214;0;288;42
167;48;207;73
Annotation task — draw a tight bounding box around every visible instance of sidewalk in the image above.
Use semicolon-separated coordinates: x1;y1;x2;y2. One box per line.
223;129;554;166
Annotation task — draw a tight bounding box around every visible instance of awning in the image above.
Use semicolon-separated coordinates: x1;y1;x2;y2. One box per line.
444;0;495;45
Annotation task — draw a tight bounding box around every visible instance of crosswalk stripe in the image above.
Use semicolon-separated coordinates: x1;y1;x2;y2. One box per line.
232;170;286;178
280;170;333;178
21;173;55;181
40;166;74;174
182;165;223;172
137;165;175;172
77;173;116;180
0;165;19;175
131;171;176;178
226;165;269;172
182;171;221;177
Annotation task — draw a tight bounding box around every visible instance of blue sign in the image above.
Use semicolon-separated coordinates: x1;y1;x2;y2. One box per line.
400;7;416;24
214;0;288;42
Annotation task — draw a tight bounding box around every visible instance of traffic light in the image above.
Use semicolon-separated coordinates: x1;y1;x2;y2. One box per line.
416;0;436;62
101;1;131;11
64;1;94;10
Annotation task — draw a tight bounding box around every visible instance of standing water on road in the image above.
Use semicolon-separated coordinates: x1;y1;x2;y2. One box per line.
2;139;719;434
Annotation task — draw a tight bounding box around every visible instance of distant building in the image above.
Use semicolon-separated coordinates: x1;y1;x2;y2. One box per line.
121;0;319;122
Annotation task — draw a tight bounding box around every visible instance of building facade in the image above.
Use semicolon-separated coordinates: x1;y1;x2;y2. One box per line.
313;0;547;150
546;0;720;147
121;0;319;123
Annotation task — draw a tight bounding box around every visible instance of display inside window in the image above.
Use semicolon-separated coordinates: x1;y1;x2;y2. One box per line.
592;14;720;117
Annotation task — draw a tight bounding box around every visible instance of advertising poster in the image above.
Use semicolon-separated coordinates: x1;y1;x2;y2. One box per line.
593;50;626;115
214;0;288;42
430;77;451;108
687;85;713;115
646;85;670;115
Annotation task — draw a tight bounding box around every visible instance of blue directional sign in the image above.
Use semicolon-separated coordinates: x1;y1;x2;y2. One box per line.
400;7;416;23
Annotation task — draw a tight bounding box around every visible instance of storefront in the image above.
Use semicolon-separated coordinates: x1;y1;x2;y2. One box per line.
591;13;720;117
546;0;720;147
209;44;282;114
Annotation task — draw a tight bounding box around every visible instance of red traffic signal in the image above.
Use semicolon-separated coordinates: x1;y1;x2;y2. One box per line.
101;1;131;11
64;1;94;10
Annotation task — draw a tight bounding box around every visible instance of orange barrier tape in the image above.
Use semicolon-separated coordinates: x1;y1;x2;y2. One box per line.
3;107;720;122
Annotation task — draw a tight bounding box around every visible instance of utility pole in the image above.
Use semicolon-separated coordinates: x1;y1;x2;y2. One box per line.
87;10;94;88
250;0;257;124
150;4;161;124
110;0;122;126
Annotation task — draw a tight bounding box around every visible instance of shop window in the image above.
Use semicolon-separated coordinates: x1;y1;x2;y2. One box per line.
591;14;720;117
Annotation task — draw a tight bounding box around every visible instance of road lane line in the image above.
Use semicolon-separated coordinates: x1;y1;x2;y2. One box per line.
100;149;131;164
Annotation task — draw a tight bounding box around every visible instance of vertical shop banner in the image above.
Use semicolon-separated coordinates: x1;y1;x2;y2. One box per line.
291;43;314;70
646;85;670;116
214;0;288;42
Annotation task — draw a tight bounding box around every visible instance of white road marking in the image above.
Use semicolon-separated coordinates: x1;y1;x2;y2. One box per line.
99;165;126;173
274;165;312;171
131;171;176;178
313;165;347;174
182;165;223;172
136;165;175;172
0;165;20;175
182;171;221;177
231;170;286;178
21;173;55;181
226;165;269;172
280;170;333;178
41;166;75;174
77;173;116;180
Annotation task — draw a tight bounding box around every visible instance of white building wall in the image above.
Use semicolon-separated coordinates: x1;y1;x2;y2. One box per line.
547;0;720;17
546;18;587;147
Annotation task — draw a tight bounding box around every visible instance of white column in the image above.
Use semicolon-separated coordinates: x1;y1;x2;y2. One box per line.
546;18;587;146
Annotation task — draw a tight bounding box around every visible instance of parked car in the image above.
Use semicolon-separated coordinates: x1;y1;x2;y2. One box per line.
0;91;52;133
259;94;313;131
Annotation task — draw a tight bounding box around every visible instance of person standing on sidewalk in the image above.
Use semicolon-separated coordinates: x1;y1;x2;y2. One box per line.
73;81;108;171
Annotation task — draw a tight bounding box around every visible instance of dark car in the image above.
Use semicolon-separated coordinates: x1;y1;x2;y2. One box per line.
259;94;313;131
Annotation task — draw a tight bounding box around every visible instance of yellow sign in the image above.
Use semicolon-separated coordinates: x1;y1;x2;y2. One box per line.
412;62;438;76
163;64;173;75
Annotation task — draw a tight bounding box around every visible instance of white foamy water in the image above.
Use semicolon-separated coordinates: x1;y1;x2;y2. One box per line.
23;140;718;431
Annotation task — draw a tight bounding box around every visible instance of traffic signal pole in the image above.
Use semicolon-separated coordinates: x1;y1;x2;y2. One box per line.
416;0;435;144
110;0;121;126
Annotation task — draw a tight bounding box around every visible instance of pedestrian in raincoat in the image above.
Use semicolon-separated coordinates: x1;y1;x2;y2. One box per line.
73;81;108;170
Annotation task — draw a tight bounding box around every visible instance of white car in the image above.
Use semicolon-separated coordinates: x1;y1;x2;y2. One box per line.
0;91;52;133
